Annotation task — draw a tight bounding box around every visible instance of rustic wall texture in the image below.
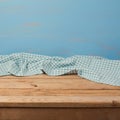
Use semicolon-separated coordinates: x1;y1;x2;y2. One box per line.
0;0;120;59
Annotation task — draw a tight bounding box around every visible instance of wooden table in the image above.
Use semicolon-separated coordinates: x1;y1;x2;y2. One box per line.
0;74;120;120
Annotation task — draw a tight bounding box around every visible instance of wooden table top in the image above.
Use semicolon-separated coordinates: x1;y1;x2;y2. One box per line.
0;74;120;108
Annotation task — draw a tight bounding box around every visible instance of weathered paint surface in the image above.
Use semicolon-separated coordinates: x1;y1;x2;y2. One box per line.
0;0;120;59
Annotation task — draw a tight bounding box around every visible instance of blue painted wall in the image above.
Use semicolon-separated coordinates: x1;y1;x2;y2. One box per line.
0;0;120;59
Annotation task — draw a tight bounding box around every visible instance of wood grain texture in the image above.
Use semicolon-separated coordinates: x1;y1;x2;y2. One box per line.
0;108;120;120
0;74;120;107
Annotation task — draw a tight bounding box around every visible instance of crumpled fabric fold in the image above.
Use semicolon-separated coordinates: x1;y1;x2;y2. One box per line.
0;53;120;86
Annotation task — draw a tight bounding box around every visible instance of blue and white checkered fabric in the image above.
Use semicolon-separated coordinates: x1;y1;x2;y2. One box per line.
0;53;120;86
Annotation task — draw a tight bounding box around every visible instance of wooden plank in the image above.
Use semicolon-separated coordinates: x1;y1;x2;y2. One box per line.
0;96;120;107
0;107;120;120
0;75;120;90
0;75;120;108
0;89;120;96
